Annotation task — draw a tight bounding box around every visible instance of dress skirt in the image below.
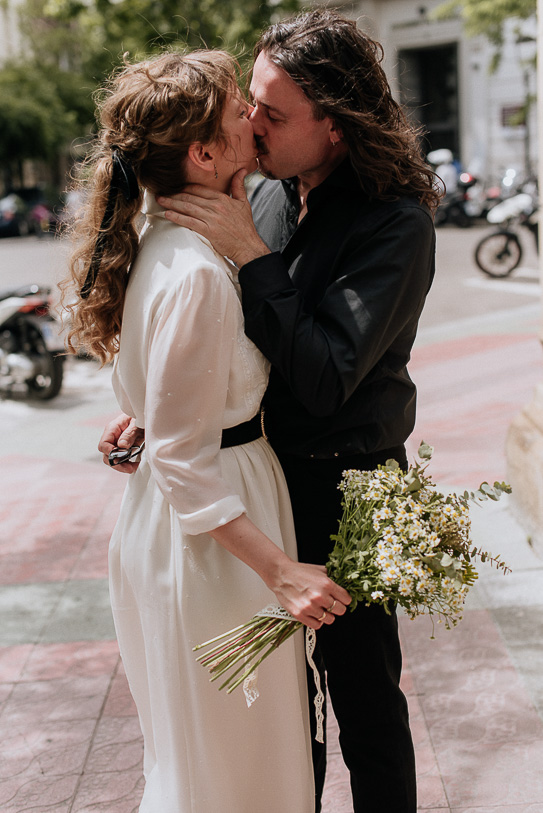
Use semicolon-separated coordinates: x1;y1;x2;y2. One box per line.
109;436;314;813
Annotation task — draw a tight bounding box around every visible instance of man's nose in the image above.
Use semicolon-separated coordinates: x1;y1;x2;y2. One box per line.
249;105;265;135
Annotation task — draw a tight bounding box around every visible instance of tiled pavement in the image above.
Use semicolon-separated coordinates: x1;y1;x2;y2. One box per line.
1;296;543;811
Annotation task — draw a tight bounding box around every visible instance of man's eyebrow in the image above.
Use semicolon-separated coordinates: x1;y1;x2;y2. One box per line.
249;91;285;117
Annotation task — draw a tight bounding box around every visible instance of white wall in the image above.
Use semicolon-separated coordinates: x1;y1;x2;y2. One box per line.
350;0;538;183
0;0;23;64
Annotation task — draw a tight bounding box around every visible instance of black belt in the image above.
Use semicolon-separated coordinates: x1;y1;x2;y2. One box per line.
221;411;264;449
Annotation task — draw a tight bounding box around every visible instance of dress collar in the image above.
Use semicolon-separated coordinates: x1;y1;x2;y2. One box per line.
142;190;239;279
142;189;215;250
142;190;167;219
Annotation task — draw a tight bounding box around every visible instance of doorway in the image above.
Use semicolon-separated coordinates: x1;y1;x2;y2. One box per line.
397;43;460;158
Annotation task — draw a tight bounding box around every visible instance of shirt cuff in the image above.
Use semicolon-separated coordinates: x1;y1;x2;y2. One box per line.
178;495;246;536
239;252;293;298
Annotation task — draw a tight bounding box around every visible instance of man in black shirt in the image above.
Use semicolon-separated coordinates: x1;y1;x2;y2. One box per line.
102;10;438;812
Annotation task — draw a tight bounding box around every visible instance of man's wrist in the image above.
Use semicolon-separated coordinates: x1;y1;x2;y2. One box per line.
234;239;271;268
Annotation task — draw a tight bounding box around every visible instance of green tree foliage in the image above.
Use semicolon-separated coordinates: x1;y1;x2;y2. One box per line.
2;0;300;181
434;0;536;51
0;62;80;187
19;0;301;83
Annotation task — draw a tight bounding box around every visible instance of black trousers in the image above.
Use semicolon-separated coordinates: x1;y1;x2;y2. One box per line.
277;447;417;813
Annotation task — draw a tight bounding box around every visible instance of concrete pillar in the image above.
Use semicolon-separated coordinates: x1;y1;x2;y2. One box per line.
505;0;543;551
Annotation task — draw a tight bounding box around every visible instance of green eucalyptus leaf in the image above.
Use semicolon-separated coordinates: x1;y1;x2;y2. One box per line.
385;458;401;470
418;441;434;459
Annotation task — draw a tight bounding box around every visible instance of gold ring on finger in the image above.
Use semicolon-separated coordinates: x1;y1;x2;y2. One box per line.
327;600;337;613
317;611;327;622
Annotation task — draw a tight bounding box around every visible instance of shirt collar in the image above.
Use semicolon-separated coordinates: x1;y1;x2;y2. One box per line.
280;158;366;209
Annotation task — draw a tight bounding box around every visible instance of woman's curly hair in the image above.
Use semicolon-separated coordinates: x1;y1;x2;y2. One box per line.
254;10;441;211
61;50;238;364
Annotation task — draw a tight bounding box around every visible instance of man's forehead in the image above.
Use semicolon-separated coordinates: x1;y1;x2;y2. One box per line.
250;53;312;114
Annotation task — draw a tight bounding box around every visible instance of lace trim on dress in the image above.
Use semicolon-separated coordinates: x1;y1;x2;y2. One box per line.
305;627;325;744
252;604;325;743
255;604;294;621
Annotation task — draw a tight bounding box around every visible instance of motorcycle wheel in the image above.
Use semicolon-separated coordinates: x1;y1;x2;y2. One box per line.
474;231;522;278
27;352;64;399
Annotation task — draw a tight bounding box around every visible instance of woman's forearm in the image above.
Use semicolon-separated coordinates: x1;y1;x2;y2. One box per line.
209;514;350;628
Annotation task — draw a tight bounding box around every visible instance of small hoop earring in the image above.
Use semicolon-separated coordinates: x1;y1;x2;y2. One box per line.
214;164;218;179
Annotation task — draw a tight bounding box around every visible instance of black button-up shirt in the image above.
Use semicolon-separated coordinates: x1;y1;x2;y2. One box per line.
239;159;436;459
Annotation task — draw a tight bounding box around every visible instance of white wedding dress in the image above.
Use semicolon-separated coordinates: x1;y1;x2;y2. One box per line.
108;196;314;812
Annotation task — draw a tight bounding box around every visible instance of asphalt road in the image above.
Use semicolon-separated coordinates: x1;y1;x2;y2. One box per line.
0;224;540;463
0;221;539;326
420;222;539;331
1;219;542;813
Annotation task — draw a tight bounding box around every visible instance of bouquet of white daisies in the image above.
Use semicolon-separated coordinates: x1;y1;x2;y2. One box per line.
194;442;511;695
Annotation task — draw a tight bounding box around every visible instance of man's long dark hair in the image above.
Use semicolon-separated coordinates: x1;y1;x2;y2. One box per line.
254;9;441;211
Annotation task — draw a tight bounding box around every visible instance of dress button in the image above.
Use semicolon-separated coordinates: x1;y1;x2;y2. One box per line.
334;452;339;457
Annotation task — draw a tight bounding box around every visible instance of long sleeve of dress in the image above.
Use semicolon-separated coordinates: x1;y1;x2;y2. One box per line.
143;261;247;536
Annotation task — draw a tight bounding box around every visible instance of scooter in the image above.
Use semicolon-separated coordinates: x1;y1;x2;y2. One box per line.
474;192;539;278
0;284;65;399
427;149;478;228
30;203;59;237
434;171;479;227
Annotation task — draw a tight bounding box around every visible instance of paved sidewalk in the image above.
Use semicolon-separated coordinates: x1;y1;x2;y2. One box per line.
1;298;543;811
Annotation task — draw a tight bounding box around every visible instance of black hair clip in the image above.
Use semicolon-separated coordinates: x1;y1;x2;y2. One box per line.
111;149;140;201
80;149;140;299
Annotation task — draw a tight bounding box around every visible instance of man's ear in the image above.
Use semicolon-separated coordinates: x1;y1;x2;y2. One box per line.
329;121;344;146
187;142;216;174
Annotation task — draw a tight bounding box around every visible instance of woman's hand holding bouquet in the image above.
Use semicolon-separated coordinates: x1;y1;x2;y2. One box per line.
195;442;511;695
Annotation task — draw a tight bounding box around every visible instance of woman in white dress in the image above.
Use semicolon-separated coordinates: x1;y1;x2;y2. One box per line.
61;50;349;812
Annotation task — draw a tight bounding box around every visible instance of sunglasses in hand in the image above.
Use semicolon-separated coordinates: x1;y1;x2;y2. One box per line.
108;442;145;467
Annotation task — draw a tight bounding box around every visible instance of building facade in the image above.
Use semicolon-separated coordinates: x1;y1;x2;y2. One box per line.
344;0;538;185
0;0;537;187
0;0;23;62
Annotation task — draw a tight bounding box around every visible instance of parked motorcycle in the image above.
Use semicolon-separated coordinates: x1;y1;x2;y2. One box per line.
434;171;479;227
474;192;539;278
428;149;478;227
463;180;502;221
30;203;59;237
0;284;65;399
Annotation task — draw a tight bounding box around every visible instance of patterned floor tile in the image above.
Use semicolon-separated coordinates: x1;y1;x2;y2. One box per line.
71;769;144;813
1;320;542;812
438;739;543;807
0;644;33;681
0;675;111;728
0;456;124;586
0;718;96;780
0;773;80;812
416;774;450;810
452;805;543;813
20;641;119;681
0;682;13;710
39;580;116;643
0;581;115;646
85;716;144;774
0;583;65;646
102;668;138;718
